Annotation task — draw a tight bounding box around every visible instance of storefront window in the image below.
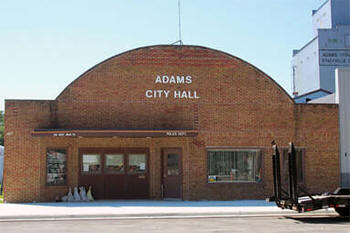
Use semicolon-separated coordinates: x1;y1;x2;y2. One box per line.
128;154;147;174
105;154;124;173
207;149;261;183
82;154;101;173
46;149;67;186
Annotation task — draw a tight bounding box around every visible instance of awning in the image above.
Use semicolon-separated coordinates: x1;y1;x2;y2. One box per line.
32;129;198;138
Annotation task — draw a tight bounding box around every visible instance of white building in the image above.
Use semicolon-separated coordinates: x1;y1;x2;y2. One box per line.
292;0;350;103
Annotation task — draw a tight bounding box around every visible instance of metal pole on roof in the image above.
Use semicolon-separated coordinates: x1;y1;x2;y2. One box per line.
171;0;183;45
178;0;183;45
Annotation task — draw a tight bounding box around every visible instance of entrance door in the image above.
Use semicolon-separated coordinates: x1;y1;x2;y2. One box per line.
162;148;182;199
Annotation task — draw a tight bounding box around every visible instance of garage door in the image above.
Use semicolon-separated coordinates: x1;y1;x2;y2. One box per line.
79;148;149;199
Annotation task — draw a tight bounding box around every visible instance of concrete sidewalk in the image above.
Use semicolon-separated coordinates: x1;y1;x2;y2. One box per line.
0;200;336;221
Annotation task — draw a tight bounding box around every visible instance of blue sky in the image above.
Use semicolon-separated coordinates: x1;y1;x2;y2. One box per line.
0;0;326;111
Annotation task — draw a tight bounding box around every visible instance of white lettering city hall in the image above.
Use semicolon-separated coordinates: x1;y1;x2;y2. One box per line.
145;75;200;99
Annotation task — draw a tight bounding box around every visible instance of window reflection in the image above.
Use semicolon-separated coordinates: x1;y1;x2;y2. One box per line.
207;150;261;183
82;154;101;173
128;154;146;174
167;154;179;176
47;149;67;186
105;154;124;173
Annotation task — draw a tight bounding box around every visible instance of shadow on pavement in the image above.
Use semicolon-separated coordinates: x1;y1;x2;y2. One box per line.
286;215;350;224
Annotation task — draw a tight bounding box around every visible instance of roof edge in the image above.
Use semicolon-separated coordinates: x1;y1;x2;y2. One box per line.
293;88;332;99
55;44;294;103
312;0;330;16
292;36;318;57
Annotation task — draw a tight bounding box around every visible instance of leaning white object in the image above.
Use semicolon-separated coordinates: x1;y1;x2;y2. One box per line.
67;187;74;202
86;186;94;201
73;187;81;201
79;186;88;201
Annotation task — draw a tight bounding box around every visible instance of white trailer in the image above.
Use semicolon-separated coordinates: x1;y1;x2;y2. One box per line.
336;68;350;188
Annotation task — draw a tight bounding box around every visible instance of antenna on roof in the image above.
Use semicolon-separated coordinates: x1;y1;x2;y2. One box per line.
172;0;183;45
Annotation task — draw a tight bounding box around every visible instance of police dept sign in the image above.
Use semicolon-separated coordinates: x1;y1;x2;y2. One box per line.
145;75;200;99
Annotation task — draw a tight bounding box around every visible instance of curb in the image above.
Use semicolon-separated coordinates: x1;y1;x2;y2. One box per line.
0;209;337;222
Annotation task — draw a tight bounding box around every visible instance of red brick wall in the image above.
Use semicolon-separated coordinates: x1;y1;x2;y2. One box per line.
4;45;339;202
294;104;339;193
4;100;53;202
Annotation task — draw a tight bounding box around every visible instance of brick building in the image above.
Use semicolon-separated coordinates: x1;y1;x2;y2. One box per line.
4;45;339;202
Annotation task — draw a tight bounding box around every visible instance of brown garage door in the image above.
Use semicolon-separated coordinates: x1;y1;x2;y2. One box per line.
79;148;149;199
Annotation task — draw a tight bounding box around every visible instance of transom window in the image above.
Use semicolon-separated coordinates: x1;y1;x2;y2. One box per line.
207;149;262;183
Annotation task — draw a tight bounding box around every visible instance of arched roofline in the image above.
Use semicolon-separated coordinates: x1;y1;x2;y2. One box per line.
56;44;294;103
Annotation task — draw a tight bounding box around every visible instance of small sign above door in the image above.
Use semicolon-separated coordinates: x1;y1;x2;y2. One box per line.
166;131;187;136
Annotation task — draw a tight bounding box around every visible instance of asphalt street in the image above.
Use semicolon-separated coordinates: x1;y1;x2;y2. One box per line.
0;216;349;233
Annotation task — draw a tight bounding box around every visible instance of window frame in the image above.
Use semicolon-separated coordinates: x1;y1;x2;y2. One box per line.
46;148;68;186
206;147;263;184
